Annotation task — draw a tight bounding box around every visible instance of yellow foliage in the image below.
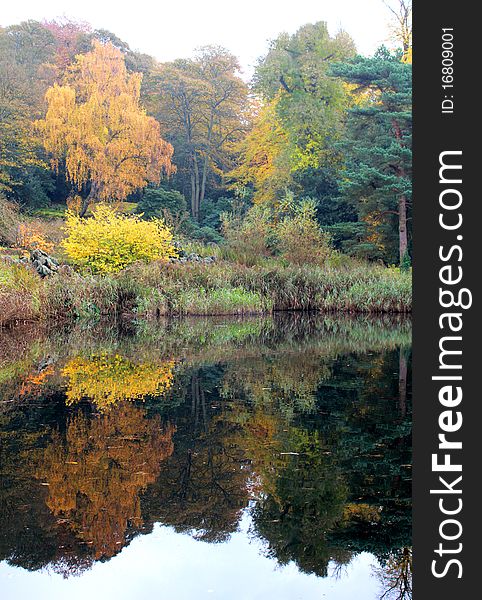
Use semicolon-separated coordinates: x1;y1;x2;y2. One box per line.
402;47;413;64
342;503;381;523
363;212;386;253
62;352;175;411
61;205;177;273
66;194;83;214
229;98;291;204
37;41;174;208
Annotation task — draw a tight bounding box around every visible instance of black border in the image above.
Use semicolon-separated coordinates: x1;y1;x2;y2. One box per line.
413;1;477;595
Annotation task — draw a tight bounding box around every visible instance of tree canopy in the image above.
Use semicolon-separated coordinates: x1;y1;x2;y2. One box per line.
0;14;412;263
37;41;174;216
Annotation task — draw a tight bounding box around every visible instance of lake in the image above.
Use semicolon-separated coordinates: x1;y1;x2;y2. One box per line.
0;314;412;600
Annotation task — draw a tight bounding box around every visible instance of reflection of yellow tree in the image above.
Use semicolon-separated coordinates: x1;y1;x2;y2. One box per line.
62;354;175;411
225;409;284;500
35;404;175;559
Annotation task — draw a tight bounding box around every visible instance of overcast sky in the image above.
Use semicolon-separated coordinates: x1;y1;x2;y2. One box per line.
2;0;393;76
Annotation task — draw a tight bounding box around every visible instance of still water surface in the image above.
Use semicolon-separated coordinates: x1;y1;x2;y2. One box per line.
0;315;411;599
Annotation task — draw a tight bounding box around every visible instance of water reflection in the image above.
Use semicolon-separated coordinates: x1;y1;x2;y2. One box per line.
0;315;411;598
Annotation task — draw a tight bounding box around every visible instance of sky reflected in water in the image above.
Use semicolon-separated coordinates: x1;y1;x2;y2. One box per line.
0;315;412;599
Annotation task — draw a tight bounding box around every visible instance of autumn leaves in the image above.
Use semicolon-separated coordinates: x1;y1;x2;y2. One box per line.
36;41;175;217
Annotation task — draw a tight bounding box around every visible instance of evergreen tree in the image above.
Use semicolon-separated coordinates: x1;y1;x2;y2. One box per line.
332;48;412;264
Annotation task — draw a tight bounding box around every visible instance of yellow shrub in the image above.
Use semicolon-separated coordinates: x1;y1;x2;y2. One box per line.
61;205;177;273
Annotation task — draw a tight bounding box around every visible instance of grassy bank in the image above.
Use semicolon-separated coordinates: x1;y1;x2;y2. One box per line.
1;258;411;326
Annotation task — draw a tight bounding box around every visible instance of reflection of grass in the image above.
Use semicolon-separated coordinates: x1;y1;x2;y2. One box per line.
173;286;270;315
0;329;45;390
0;315;411;407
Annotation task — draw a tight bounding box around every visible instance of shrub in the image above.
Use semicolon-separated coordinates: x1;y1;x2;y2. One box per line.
276;205;331;265
137;188;187;218
221;205;274;266
17;222;55;254
199;196;236;230
61;205;177;274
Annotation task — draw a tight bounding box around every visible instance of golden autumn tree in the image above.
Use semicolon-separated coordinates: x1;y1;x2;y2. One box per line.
37;41;175;216
229;98;291;206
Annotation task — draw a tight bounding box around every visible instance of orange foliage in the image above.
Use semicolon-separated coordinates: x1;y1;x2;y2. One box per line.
36;404;175;559
17;222;55;253
18;364;54;397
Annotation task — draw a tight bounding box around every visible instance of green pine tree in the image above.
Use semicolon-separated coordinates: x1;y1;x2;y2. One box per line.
332;47;412;264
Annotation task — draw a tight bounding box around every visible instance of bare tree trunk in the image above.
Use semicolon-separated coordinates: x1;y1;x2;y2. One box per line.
199;115;214;212
399;194;408;263
79;182;98;217
392;119;409;265
190;170;196;220
192;155;200;220
200;154;209;210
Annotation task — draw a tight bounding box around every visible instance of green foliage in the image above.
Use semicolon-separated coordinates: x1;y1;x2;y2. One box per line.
400;250;411;272
322;222;385;260
221;196;332;267
136;187;187;218
153;47;249;219
0;23;63;206
199;196;236;230
253;22;355;190
181;222;224;244
332;47;412;263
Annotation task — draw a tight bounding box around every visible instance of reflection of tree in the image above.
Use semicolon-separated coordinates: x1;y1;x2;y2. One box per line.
0;326;412;583
0;403;95;576
251;428;349;577
377;547;412;600
221;351;331;419
62;354;175;411
142;372;250;543
35;403;175;560
227;349;412;580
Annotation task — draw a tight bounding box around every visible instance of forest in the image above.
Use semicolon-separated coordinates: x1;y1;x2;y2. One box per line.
0;6;412;324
